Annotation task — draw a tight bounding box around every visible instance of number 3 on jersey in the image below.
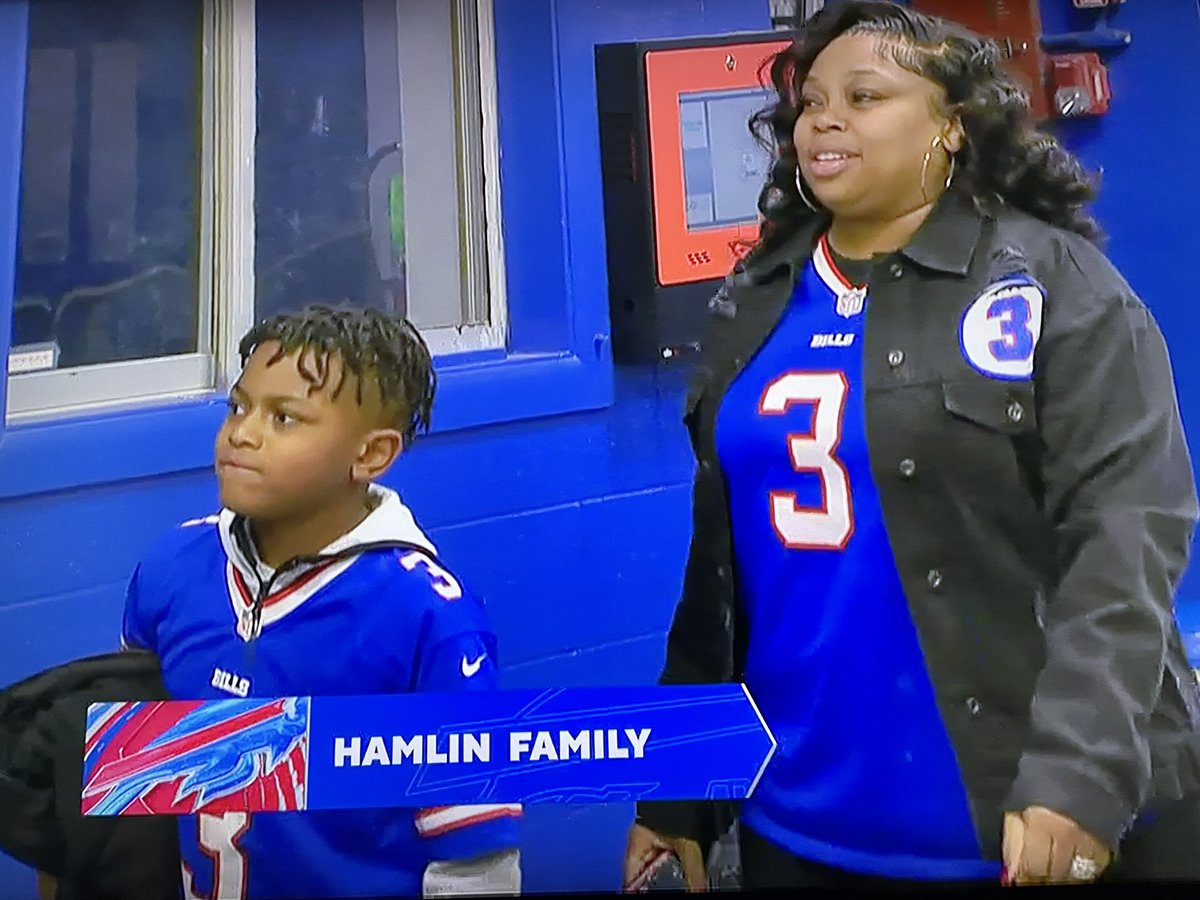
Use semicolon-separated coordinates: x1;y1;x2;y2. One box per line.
399;549;463;601
185;812;249;900
760;371;854;550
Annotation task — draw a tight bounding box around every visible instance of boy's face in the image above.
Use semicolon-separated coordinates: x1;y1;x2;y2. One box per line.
214;342;383;521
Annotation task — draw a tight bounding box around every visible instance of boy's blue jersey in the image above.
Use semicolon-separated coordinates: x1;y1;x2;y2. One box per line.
121;487;520;899
715;237;999;880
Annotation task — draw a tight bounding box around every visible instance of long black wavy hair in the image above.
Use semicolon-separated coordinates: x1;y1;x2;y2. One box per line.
749;0;1101;257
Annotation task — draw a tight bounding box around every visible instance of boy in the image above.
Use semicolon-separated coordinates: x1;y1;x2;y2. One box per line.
120;305;521;899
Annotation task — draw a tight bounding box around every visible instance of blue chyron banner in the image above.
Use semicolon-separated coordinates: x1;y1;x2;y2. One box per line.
82;685;777;815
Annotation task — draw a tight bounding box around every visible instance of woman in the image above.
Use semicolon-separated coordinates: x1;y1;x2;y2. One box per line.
625;0;1200;890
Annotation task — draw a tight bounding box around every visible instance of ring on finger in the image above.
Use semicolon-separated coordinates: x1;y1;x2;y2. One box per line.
1069;854;1100;881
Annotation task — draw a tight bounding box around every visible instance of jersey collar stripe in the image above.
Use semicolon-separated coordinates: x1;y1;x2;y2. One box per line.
252;557;360;636
813;233;859;295
228;557;340;611
230;565;254;608
261;560;340;610
226;556;359;639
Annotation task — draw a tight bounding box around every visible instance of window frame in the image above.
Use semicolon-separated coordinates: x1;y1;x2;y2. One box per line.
5;0;217;419
0;0;613;500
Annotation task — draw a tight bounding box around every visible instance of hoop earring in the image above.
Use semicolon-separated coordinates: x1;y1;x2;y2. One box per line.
795;167;820;212
921;136;957;205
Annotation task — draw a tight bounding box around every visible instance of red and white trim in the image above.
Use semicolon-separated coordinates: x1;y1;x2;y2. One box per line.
812;234;868;318
226;556;358;641
414;803;523;838
215;484;439;640
813;233;856;293
811;236;868;321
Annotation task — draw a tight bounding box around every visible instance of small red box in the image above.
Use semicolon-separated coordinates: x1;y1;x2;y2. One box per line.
1047;52;1112;117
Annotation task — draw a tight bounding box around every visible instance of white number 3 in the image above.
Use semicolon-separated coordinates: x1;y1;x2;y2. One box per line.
185;812;249;900
760;371;854;549
399;550;464;601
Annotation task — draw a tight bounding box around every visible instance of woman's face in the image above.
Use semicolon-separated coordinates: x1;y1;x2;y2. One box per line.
793;32;962;222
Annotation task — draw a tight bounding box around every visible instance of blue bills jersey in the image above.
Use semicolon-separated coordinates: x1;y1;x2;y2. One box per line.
715;236;999;880
121;486;520;899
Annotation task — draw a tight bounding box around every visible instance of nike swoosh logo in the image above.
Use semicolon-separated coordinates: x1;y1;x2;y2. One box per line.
461;654;486;678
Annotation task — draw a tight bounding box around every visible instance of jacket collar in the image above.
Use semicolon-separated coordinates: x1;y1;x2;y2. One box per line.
739;214;826;284
741;189;985;282
898;190;984;275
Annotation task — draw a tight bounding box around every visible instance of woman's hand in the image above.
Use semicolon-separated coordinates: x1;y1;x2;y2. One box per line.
623;822;707;892
1002;806;1113;885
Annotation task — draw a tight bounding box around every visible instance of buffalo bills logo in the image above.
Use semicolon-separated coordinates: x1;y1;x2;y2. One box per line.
82;697;309;816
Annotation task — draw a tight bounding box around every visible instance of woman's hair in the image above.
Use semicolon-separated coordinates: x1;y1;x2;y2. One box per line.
749;0;1101;254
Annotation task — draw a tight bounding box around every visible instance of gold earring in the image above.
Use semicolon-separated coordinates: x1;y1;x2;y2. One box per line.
795;166;821;212
921;136;955;205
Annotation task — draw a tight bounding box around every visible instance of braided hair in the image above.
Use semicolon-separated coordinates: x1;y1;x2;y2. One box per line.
238;304;436;448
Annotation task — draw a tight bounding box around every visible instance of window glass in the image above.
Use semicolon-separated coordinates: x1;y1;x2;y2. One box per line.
254;0;495;345
11;0;203;373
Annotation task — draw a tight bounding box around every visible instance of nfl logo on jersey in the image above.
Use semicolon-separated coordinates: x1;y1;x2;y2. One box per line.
836;286;866;318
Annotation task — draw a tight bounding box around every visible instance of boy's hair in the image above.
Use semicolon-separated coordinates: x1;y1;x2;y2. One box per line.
238;304;436;447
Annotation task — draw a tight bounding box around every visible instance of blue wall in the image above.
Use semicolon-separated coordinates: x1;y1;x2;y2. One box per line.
3;0;1200;897
1037;0;1200;605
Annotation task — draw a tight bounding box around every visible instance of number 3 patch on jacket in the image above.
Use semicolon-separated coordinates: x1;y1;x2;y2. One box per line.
959;275;1045;381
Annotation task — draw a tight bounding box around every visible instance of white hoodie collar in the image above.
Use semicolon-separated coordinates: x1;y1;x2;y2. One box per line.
217;484;437;589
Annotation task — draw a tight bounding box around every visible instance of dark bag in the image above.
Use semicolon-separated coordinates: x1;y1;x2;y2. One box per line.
0;651;181;900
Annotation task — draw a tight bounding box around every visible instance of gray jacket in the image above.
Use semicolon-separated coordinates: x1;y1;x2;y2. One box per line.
638;190;1200;857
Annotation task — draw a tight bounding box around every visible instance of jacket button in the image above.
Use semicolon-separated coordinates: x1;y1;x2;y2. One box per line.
898;458;916;479
927;568;943;590
716;565;731;582
733;356;744;369
1007;400;1025;423
699;460;712;474
966;697;982;716
889;262;904;279
887;349;905;367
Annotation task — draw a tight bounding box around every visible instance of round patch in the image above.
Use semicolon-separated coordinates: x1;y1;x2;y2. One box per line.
959;276;1044;380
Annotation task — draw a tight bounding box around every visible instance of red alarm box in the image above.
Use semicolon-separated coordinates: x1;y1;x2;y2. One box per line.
1046;52;1111;117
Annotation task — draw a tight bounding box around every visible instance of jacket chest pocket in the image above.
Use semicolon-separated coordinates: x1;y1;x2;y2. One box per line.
942;379;1037;436
938;378;1041;497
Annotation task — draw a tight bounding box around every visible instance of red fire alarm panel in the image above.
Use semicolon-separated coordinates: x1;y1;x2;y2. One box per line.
1047;52;1112;116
